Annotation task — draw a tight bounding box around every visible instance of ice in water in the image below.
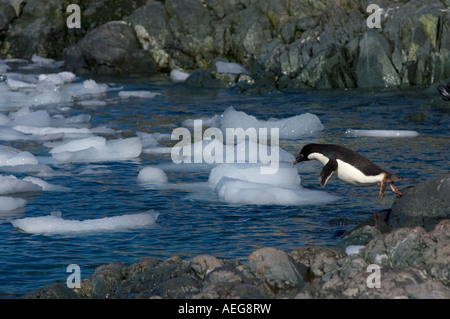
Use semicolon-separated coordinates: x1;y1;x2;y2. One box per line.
11;211;159;234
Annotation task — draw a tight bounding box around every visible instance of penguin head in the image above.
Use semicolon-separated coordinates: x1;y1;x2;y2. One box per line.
293;143;317;165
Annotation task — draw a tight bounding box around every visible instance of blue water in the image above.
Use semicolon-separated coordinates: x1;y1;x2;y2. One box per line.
0;73;449;298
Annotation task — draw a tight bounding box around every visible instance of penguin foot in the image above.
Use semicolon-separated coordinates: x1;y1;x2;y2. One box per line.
390;182;402;197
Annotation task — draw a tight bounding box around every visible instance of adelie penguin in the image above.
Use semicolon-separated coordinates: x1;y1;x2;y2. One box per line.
293;143;411;200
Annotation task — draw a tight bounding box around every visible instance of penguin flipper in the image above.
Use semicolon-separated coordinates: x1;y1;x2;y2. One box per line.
319;159;337;187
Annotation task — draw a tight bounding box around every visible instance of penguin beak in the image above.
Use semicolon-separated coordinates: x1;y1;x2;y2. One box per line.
293;154;304;165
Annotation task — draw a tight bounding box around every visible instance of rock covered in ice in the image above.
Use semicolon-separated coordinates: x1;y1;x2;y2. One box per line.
50;136;142;163
137;166;168;184
0;196;27;211
345;129;419;138
11;211;159;234
170;69;190;83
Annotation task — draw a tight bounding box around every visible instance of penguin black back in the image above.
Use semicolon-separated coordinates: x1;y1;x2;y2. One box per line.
295;143;386;176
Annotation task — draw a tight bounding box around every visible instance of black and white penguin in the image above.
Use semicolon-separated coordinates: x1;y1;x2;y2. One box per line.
293;143;410;199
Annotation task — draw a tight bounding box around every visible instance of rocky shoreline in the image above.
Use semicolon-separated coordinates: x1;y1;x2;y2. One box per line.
1;0;450;91
23;175;450;299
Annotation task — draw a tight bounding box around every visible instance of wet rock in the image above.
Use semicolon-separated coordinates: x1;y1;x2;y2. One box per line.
189;254;225;279
22;283;79;299
192;282;270;299
387;175;450;231
114;256;185;298
247;247;308;294
289;246;345;279
83;262;125;299
185;72;228;89
65;21;157;75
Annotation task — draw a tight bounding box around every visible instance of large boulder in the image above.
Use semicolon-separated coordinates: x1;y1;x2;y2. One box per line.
65;21;157;75
388;174;450;231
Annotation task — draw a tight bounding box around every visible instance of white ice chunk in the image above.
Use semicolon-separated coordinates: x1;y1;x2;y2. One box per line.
137;166;168;184
0;175;43;194
182;115;221;128
345;245;365;255
31;54;55;65
38;72;76;86
345;129;419;138
209;163;339;206
23;176;71;192
170;69;190;83
6;78;37;90
118;91;161;99
0;145;38;166
11;211;159;234
0;196;27;211
215;61;251;75
209;162;300;187
62;79;108;97
50;136;142;163
219;107;324;139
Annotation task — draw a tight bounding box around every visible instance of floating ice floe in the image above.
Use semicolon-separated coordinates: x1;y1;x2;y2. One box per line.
137;166;168;184
62;79;108;98
137;132;172;154
215;61;251;75
118;91;161;99
170;69;190;83
50;136;142;163
11;211;159;234
183;107;324;139
0;145;38;166
345;129;419;138
0;196;27;211
209;162;339;206
0;175;42;194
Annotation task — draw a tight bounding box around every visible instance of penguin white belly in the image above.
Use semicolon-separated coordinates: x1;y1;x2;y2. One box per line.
336;159;385;185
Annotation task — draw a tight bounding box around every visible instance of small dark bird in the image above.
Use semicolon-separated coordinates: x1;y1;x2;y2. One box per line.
293;143;411;200
437;83;450;101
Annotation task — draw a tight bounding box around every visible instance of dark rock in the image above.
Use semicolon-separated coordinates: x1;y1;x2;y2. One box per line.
0;1;16;32
22;283;79;299
65;21;157;75
189;254;225;280
114;256;185;298
247;247;308;294
192;282;270;299
185;72;228;89
356;29;401;88
86;262;125;299
289;246;346;279
388;174;450;231
0;0;67;59
151;276;202;299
